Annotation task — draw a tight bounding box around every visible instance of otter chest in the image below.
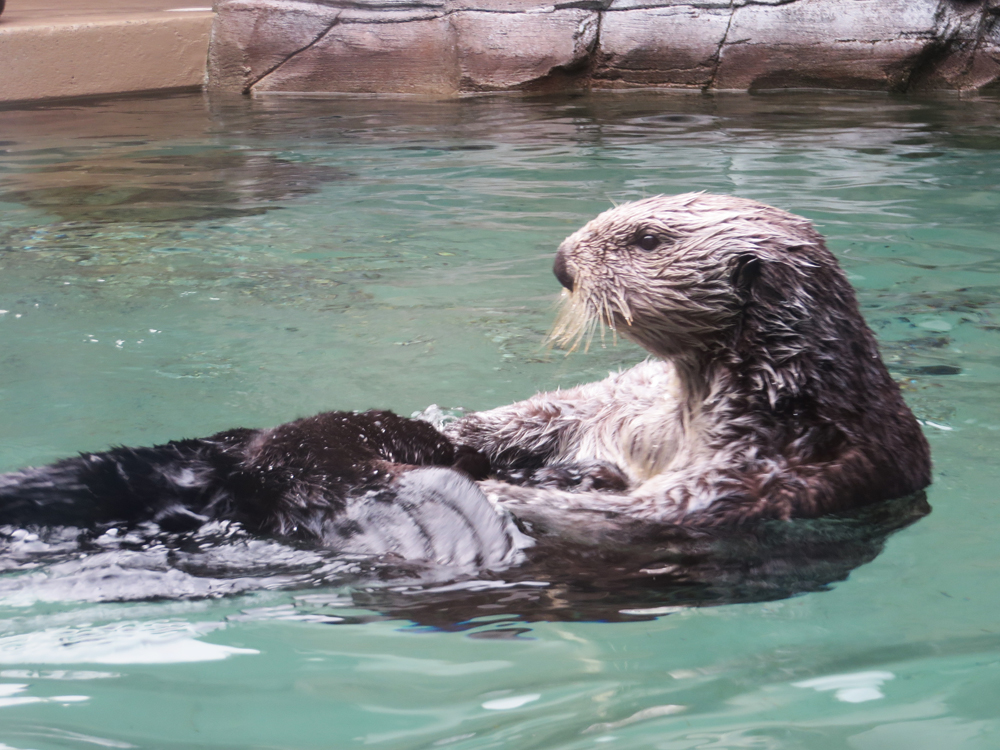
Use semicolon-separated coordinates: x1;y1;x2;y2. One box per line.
559;361;685;483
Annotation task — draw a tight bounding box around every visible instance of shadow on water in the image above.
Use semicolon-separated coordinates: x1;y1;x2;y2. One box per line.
0;493;929;627
353;493;931;627
0;147;349;224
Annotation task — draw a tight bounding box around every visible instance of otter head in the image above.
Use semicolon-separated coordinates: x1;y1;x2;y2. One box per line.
550;193;856;370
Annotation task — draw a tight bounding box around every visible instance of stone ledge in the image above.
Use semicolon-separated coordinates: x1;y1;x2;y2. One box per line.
208;0;1000;96
0;5;213;103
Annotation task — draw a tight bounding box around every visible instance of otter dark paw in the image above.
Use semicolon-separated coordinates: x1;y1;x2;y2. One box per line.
498;461;629;492
451;445;491;481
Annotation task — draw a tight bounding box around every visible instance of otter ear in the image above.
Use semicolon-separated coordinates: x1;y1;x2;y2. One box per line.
732;254;762;294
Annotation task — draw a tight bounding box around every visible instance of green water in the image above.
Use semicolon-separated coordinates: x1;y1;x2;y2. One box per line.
0;90;999;748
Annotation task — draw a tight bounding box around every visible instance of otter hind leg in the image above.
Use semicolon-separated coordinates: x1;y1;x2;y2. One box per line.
326;467;521;570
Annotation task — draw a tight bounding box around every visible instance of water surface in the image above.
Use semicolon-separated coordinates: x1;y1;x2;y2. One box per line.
0;90;999;749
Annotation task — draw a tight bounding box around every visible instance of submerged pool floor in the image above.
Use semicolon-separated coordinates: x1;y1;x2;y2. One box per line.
0;90;999;749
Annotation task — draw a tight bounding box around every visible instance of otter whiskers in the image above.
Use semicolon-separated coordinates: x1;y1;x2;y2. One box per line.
549;287;623;353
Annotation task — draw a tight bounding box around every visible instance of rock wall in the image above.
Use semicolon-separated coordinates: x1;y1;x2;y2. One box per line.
208;0;1000;96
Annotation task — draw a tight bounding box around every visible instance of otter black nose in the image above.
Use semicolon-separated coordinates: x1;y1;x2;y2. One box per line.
553;251;574;291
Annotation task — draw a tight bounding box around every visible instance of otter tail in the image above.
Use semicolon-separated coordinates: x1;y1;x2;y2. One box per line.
0;429;253;532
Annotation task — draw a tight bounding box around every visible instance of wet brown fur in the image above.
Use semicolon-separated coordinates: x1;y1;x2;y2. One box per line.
447;193;932;528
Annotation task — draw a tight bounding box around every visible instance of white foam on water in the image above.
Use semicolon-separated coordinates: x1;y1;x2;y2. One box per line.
481;694;540;710
793;670;895;703
0;621;258;665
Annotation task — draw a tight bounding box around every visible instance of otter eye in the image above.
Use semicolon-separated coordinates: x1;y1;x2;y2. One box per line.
636;234;660;252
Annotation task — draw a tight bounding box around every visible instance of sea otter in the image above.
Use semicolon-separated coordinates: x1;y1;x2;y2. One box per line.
0;193;930;562
444;193;931;539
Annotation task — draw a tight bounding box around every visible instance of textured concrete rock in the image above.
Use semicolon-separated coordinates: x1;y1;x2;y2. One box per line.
717;0;952;91
909;0;1000;91
210;0;601;95
595;4;731;89
254;16;459;95
453;9;598;92
208;0;1000;95
208;0;341;93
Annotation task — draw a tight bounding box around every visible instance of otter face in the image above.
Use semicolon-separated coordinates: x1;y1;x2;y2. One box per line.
550;193;828;360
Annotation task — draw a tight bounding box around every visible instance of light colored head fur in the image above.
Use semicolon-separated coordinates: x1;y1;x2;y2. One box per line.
552;193;825;361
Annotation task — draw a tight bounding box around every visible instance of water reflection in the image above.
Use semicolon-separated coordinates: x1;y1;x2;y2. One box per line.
0;493;929;626
0;620;256;664
0;146;348;224
353;493;931;627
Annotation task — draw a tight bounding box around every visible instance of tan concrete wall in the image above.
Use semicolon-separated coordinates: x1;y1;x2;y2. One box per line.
0;12;213;103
